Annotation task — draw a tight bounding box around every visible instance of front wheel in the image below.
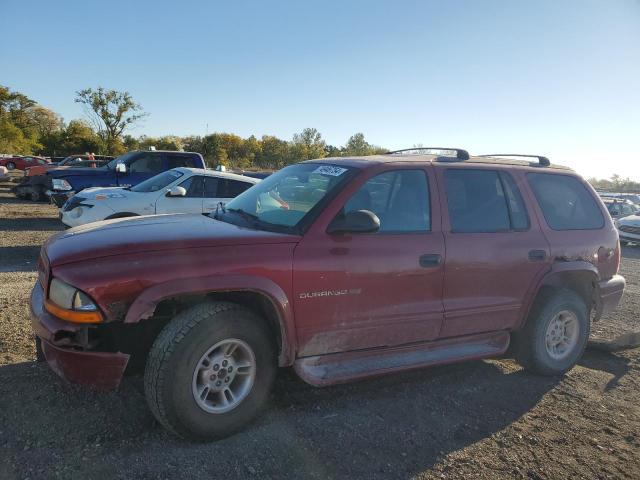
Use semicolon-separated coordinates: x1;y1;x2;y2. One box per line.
144;301;276;441
6;162;16;170
513;289;589;376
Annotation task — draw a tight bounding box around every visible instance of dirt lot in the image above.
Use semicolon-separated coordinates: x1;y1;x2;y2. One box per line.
0;173;639;479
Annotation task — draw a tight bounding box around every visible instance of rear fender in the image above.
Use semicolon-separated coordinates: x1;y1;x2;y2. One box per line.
519;260;599;328
124;274;296;365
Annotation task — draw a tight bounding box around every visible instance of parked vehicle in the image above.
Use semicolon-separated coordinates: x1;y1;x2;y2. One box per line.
60;168;260;227
30;149;625;440
601;197;639;219
599;192;640;205
46;150;206;207
0;155;49;171
616;215;640;245
13;155;114;202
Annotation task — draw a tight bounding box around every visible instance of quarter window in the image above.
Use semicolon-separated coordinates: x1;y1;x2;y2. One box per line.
527;173;604;230
445;169;529;233
343;169;430;233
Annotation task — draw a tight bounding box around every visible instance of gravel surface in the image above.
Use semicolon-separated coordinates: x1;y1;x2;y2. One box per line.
0;173;639;479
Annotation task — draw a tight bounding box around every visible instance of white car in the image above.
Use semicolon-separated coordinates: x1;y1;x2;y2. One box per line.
617;214;640;245
60;168;260;227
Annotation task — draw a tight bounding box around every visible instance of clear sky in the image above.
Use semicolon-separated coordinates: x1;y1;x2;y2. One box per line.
1;0;638;180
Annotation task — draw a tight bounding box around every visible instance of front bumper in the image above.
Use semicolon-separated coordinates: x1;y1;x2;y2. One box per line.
29;283;129;390
595;274;626;320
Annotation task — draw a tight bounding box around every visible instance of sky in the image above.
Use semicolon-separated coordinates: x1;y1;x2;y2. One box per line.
1;0;639;180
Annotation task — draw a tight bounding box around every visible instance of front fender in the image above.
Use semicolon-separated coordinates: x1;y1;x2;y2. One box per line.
124;273;296;365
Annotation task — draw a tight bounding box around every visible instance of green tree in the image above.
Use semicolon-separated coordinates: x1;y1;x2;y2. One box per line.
75;87;147;155
258;135;290;169
53;120;104;156
290;127;326;161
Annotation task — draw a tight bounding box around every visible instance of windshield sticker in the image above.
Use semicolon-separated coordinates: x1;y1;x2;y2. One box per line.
313;165;347;177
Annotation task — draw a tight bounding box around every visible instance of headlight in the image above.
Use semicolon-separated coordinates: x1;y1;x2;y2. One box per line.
52;179;72;191
46;278;103;323
49;278;97;311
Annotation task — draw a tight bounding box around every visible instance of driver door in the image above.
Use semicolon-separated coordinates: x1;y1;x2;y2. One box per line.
293;166;445;357
155;175;205;214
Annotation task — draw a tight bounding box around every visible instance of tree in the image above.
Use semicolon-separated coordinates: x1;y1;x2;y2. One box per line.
258;135;290;169
290;127;326;162
75;87;147;154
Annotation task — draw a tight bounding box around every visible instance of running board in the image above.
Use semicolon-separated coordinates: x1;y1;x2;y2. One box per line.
293;331;510;387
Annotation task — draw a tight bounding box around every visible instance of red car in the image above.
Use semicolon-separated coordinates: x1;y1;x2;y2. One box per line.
30;149;625;440
0;155;50;171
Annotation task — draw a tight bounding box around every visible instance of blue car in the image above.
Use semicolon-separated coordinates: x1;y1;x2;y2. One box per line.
46;150;206;207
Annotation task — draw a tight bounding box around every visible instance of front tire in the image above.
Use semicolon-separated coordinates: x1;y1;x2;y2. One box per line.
513;289;589;376
6;161;16;170
144;301;276;441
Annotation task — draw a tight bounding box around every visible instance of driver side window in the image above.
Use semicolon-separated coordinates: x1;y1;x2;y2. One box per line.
129;154;163;173
343;169;430;233
179;176;205;197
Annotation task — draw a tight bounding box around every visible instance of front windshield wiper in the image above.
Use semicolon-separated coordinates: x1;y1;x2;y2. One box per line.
227;208;260;224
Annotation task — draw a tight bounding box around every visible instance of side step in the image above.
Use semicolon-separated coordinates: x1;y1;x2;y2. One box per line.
293;331;510;387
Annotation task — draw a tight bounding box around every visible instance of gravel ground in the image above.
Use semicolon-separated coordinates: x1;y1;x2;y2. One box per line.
0;172;639;479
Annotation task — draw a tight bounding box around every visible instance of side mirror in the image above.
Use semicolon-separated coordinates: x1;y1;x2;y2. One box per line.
166;186;187;197
115;163;127;174
327;209;380;235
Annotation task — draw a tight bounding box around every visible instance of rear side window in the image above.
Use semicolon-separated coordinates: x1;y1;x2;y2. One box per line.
528;173;604;230
203;177;219;198
219;179;253;197
167;155;198;169
445;169;529;233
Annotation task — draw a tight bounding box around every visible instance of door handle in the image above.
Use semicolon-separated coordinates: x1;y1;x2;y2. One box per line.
528;249;547;262
419;254;442;268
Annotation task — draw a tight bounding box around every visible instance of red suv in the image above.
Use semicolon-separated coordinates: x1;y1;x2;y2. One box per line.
30;149;625;440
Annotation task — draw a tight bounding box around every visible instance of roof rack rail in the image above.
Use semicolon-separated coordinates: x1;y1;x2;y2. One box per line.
387;148;470;160
478;154;550;167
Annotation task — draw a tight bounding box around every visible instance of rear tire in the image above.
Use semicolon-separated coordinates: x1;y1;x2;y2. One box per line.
29;190;42;202
513;288;589;376
144;301;276;441
6;162;16;170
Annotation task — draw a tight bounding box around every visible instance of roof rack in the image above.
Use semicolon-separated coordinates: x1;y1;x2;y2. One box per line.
478;154;550;167
387;147;470;160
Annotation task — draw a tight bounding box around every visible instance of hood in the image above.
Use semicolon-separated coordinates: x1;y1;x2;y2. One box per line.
80;186;129;198
44;214;301;267
618;214;640;226
47;167;109;178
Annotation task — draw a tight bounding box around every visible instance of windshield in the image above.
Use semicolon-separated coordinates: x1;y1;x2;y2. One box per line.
131;169;184;192
220;163;354;232
105;152;138;170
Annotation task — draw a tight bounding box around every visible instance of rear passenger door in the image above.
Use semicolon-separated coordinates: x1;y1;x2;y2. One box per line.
437;166;550;338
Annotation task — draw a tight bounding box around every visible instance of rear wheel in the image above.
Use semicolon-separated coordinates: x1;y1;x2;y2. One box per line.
513;289;589;376
29;190;42;202
144;301;276;441
6;162;16;170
